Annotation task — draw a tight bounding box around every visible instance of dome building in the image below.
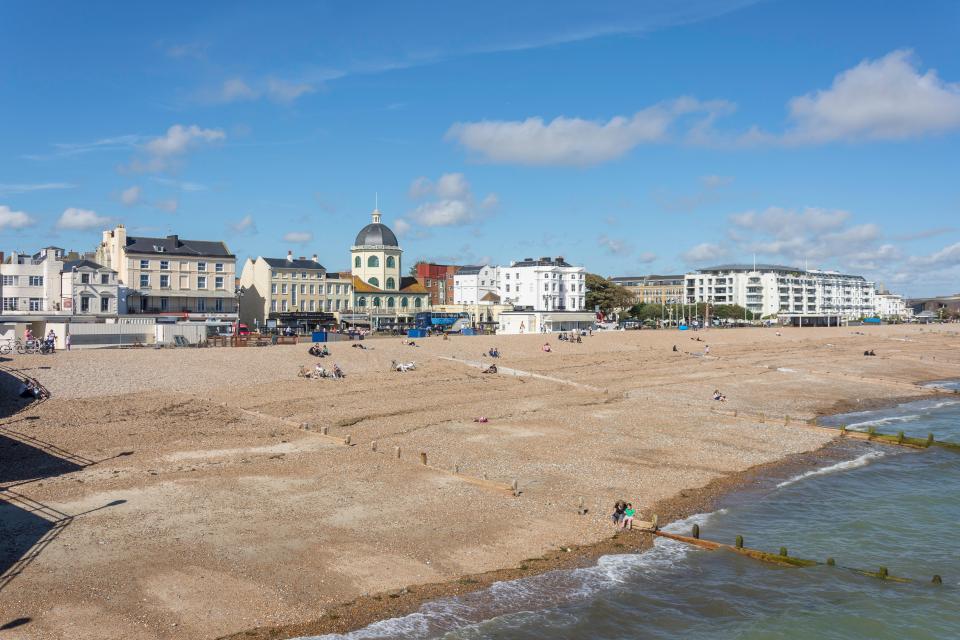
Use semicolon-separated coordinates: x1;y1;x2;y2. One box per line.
349;209;429;330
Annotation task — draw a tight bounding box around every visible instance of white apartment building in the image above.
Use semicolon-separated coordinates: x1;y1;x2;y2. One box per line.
684;264;876;321
453;265;499;305
95;224;237;319
61;259;119;316
875;292;909;320
239;251;353;332
0;247;65;315
498;256;586;312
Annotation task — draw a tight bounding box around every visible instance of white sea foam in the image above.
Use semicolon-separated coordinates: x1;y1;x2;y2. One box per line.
846;414;920;430
776;451;886;488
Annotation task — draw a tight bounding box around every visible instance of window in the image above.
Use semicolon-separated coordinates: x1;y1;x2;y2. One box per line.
281;284;288;294
328;284;333;294
2;297;17;311
354;256;361;268
291;271;297;279
215;298;223;312
368;277;379;287
300;284;306;294
270;300;277;312
506;284;511;292
80;273;90;284
101;273;110;284
387;297;395;308
335;299;341;310
271;283;277;294
386;256;395;268
140;259;149;269
28;298;42;311
215;263;224;272
368;256;379;267
140;274;150;288
160;274;170;288
301;272;307;279
160;260;169;270
309;284;315;295
198;276;207;289
215;276;224;289
401;297;408;308
281;300;289;312
309;300;315;311
101;297;110;312
197;298;206;312
386;277;395;290
326;299;333;311
29;275;43;287
1;275;14;286
160;297;169;311
79;296;91;312
198;262;207;272
426;279;432;287
373;297;381;307
358;297;366;307
414;297;422;308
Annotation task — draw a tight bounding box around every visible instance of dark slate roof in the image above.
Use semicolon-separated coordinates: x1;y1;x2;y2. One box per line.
354;223;399;247
263;257;326;270
63;259;114;272
698;264;866;280
512;256;572;267
125;234;233;258
456;265;486;275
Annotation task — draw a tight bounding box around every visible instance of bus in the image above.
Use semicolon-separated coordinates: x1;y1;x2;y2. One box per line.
414;311;472;332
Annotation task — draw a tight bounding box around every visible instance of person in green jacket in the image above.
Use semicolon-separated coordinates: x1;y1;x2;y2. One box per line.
621;503;636;530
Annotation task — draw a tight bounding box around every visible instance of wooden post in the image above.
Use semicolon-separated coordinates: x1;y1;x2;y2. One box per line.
784;415;790;426
371;441;378;452
344;435;351;446
577;497;586;515
651;514;658;531
840;425;846;436
927;433;935;448
867;426;876;440
321;426;329;435
932;574;943;584
879;566;889;579
301;422;310;431
420;451;427;466
897;431;905;445
779;546;788;557
394;446;401;459
735;535;744;549
827;557;836;566
511;478;519;496
692;523;700;539
454;464;460;474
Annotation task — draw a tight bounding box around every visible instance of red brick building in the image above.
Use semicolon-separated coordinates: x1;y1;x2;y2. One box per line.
415;262;460;306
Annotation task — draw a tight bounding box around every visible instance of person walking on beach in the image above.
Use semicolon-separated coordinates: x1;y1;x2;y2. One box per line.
621;503;635;530
65;333;71;351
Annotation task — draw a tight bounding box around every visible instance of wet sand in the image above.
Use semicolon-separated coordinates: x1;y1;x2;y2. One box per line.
1;324;958;639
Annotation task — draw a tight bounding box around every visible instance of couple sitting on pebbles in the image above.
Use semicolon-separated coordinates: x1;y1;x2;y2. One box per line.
611;500;637;529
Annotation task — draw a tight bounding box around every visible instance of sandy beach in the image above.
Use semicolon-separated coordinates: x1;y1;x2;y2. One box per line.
2;324;959;639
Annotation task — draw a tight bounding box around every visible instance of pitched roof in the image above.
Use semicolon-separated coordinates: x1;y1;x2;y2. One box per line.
63;259;114;272
399;276;427;293
456;265;486;275
352;276;383;293
351;275;427;294
480;291;501;302
263;257;326;270
125;234;233;258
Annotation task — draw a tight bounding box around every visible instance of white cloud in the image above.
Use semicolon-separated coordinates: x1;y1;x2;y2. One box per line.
446;98;733;165
230;214;257;234
128;124;225;173
393;218;412;238
56;207;110;230
783;50;960;143
154;198;179;213
283;231;313;244
0;205;35;229
266;77;316;103
908;242;960;267
220;78;259;102
25;134;143;160
206;77;316;105
0;182;75;196
637;251;657;264
682;243;729;264
598;234;633;256
729;206;850;238
120;185;141;206
406;173;497;227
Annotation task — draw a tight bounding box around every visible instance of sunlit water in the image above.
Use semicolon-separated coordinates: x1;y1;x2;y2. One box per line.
306;387;960;640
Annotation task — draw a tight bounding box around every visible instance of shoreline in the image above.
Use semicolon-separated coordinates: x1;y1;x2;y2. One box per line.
218;439;869;640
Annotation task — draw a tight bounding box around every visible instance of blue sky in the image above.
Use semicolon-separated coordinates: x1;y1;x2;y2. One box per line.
2;0;959;296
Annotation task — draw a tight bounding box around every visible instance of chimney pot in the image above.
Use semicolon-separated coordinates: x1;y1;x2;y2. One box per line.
312;254;318;262
286;251;293;262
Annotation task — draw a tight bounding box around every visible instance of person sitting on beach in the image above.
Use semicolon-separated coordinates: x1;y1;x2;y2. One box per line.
308;344;323;357
488;347;500;358
704;345;710;356
621;503;635;530
19;379;41;399
542;342;552;353
611;500;626;526
332;363;345;379
314;363;326;378
321;345;329;356
297;365;311;378
672;345;679;352
712;389;727;402
482;363;498;374
576;335;582;343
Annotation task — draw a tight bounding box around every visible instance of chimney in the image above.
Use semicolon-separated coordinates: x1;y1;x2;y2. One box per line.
299;256;306;261
312;254;319;263
286;251;293;262
167;234;180;246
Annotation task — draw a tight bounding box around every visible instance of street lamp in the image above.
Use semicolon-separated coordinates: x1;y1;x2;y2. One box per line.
234;285;245;337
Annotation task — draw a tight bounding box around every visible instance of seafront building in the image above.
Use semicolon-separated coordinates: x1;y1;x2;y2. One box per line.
96;224;238;321
453;265;499;305
609;275;685;304
874;291;910;321
238;252;352;333
347;209;430;330
61;258;119;316
684;264;877;324
0;247;66;315
415;262;459;306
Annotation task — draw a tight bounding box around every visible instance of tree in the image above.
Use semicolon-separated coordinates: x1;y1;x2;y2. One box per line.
585;274;634;315
408;260;427;277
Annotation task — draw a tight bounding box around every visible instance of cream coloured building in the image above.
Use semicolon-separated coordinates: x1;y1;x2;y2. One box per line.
95;224;237;319
238;252;352;332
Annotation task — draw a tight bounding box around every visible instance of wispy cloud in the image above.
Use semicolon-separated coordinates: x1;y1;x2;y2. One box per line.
24;135;143;160
151;176;208;192
0;182;76;196
0;205;36;230
283;230;313;244
120;185;142;206
126;124;225;173
230;214;257;234
405;173;498;227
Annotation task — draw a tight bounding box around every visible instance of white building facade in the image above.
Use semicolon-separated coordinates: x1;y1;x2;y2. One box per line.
61;259;119;316
453;265;499;305
684;264;877;321
1;247;65;315
497;257;586;312
875;292;909;320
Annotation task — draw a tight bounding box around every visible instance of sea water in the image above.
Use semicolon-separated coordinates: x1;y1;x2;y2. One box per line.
308;389;960;640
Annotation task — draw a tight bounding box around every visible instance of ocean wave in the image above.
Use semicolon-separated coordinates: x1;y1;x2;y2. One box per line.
776;451;885;488
846;415;920;430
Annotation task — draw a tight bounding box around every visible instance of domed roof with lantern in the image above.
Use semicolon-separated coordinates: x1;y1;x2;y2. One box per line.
354;209;399;247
